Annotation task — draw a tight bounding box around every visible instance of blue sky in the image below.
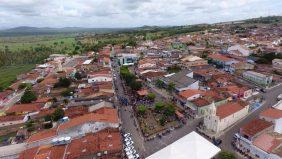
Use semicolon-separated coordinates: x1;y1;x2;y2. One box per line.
0;0;281;28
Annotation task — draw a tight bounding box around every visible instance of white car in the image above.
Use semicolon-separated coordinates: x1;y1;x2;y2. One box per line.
124;137;132;142
134;154;140;159
126;149;137;156
123;133;131;138
277;94;282;101
127;154;135;159
124;146;134;152
125;140;134;146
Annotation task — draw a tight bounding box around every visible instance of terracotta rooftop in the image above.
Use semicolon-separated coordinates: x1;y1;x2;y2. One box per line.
21;129;122;159
260;108;282;120
137;89;149;96
179;89;203;99
240;119;273;137
216;102;246;119
58;108;118;132
6;103;42;114
33;97;52;104
0;115;24;122
191;98;211;107
27;129;57;143
208;54;233;62
253;133;282;153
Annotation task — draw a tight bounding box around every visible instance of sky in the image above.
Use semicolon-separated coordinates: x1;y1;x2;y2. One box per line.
0;0;281;29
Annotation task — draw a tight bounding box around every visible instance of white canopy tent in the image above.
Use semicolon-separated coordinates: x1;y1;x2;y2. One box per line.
146;131;221;159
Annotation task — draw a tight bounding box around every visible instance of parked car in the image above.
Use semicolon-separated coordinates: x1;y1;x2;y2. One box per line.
127;154;135;159
123;133;131;138
124;146;134;152
124;137;132;142
133;154;140;159
125;140;134;146
126;149;137;156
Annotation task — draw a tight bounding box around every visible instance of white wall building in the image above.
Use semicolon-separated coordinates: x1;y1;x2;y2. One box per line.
204;102;249;133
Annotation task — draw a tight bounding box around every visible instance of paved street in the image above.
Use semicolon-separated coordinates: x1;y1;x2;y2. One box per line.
112;61;201;158
220;84;282;157
112;58;282;158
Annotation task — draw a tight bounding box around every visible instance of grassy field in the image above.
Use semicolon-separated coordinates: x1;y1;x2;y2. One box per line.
0;35;76;53
0;64;35;89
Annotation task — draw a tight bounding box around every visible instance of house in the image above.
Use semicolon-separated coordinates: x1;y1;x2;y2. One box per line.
0;115;25;128
242;71;273;87
57;108;119;136
229;62;254;74
87;70;112;83
204;101;249;133
240;119;273;142
26;108;119;145
161;70;199;92
219;85;253;99
227;44;251;57
118;53;138;66
6;103;42;115
140;70;166;82
20;128;122;159
260;108;282;123
208;54;238;69
272;59;282;72
0;90;15;106
138;58;157;70
180;55;208;68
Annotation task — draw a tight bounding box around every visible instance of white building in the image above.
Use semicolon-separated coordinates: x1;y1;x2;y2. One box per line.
227;44;251;57
272;59;282;72
146;131;221;159
204;102;249;133
243;71;272;87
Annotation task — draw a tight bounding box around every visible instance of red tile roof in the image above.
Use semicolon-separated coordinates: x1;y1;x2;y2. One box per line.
241;119;273;137
6;103;42;114
253;133;282;153
0;115;24;122
64;129;122;159
208;54;233;62
58;108;118;132
22;129;122;159
179;89;203;99
216;102;246;119
260;108;282;120
27;129;57;143
191;98;211;107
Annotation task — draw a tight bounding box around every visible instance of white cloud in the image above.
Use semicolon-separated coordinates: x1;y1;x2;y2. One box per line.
0;0;281;28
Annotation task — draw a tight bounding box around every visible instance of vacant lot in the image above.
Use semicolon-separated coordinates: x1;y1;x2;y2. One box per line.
0;35;76;53
0;65;35;89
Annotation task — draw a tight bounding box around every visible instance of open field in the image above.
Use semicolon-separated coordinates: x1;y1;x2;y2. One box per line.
0;64;35;89
0;35;76;53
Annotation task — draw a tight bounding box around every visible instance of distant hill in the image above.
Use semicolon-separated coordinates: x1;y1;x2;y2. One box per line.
244;16;282;24
1;16;281;37
0;26;130;37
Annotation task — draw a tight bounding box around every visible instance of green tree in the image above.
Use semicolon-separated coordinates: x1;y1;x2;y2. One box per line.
0;86;3;92
25;120;35;132
167;82;175;93
52;108;65;121
137;105;147;115
20;89;37;103
74;72;82;80
156;79;165;88
54;77;71;88
44;115;52;122
18;83;32;90
218;151;236;159
159;116;167;126
164;104;175;116
147;93;156;101
154;102;165;111
130;81;142;91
